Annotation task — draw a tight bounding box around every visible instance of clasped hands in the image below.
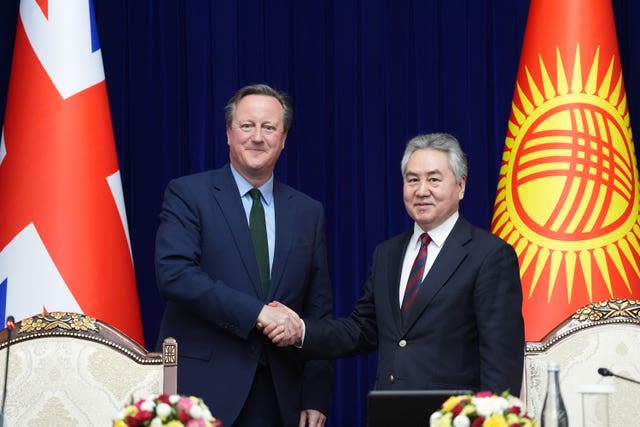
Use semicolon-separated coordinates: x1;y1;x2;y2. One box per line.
257;301;303;347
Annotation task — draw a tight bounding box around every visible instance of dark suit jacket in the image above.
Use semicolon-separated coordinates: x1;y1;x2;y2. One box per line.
155;164;333;426
304;216;524;394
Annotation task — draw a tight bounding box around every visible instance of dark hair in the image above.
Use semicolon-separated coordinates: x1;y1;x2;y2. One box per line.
400;133;468;181
224;84;293;132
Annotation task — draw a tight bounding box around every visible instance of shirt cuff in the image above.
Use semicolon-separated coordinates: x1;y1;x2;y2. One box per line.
295;319;306;348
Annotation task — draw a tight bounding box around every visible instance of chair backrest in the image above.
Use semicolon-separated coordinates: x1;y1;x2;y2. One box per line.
0;311;178;426
523;298;640;426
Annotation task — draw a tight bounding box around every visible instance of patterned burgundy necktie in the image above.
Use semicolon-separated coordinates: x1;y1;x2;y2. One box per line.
401;233;431;312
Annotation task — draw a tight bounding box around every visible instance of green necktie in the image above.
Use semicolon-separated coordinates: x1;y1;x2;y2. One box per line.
249;188;270;297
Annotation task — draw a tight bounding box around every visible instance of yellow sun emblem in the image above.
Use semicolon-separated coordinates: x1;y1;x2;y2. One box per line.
491;43;640;303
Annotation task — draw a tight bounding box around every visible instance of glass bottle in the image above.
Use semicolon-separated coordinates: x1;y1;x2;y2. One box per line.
541;362;569;427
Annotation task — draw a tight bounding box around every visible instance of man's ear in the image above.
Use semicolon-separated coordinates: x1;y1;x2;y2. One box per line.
458;176;467;200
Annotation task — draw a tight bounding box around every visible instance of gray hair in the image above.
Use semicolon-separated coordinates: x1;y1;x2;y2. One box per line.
224;84;293;132
400;133;468;182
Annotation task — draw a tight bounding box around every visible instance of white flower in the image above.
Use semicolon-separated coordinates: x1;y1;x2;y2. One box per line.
189;402;204;419
430;411;443;427
114;394;223;426
140;399;156;412
452;414;471;427
472;395;508;417
423;392;537;427
203;407;213;419
506;394;526;415
156;402;172;417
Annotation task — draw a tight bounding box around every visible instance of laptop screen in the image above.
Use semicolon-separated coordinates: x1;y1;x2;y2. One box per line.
367;389;473;427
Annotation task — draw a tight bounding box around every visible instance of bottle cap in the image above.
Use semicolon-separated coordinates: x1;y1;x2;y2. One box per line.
548;362;560;371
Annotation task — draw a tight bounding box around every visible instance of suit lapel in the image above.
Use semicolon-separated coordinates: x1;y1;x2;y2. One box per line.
270;181;295;298
388;232;413;332
210;165;264;298
402;217;472;329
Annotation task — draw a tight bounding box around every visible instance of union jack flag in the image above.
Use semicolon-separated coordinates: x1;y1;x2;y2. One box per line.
0;0;144;344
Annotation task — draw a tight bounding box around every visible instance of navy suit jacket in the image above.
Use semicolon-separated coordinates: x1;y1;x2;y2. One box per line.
304;216;524;394
155;164;333;426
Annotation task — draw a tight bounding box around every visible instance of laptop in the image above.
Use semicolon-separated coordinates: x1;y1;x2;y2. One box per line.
367;389;473;427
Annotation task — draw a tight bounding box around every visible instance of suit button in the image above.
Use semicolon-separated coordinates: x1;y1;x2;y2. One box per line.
389;374;395;383
398;339;407;348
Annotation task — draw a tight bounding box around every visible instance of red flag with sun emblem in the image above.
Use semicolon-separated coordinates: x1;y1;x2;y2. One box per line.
491;0;640;341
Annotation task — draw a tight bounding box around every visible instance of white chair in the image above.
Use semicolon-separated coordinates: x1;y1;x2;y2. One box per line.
0;311;177;426
523;298;640;426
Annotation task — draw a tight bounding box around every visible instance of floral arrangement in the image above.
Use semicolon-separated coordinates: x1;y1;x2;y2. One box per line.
429;391;538;427
113;393;223;427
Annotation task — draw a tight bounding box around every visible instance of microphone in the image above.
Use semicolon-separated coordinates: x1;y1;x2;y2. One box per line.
598;367;640;385
4;317;14;331
0;316;15;427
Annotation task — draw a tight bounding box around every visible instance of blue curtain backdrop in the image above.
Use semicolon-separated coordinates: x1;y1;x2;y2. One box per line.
1;1;639;425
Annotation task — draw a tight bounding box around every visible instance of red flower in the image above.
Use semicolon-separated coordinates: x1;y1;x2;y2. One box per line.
125;411;153;427
177;396;194;423
116;394;222;426
134;411;153;422
507;406;521;414
452;402;466;416
475;390;493;398
471;416;485;427
178;409;190;423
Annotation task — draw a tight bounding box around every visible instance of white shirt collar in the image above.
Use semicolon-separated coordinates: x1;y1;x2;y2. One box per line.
411;211;459;248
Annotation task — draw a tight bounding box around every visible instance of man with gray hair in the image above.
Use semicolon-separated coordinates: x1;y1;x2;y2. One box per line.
266;133;524;395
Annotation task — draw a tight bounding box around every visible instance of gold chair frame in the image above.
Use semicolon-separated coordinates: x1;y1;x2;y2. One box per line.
0;311;178;425
524;298;640;426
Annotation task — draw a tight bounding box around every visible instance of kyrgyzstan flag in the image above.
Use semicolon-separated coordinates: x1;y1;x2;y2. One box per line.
491;0;640;341
0;0;144;344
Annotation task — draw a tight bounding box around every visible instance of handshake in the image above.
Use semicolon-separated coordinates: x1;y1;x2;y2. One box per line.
257;301;304;347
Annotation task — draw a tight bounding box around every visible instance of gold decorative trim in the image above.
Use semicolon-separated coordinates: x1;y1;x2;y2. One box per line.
572;299;640;322
527;298;640;353
2;331;164;365
0;312;164;366
19;312;98;334
163;337;178;366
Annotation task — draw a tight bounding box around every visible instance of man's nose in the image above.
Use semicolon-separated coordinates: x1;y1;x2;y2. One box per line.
416;180;430;195
251;127;264;142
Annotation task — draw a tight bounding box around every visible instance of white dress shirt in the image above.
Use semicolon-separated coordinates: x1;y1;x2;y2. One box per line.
398;211;459;307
